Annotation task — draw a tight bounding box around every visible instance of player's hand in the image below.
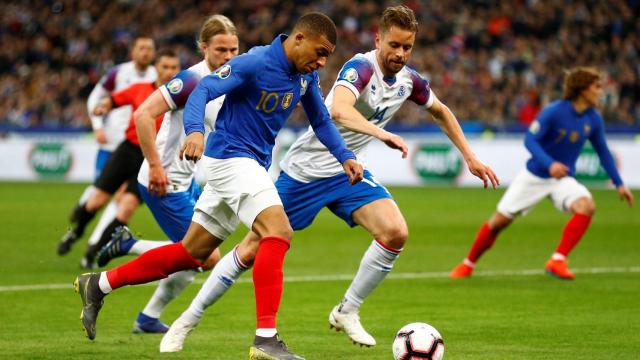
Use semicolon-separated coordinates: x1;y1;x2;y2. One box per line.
466;157;499;189
93;98;113;116
180;132;204;163
380;131;408;158
342;159;364;185
548;162;569;179
148;163;170;196
617;185;634;208
94;128;107;144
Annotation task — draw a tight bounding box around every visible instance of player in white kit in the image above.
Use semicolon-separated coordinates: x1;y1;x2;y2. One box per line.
58;37;156;265
94;15;239;333
160;6;498;352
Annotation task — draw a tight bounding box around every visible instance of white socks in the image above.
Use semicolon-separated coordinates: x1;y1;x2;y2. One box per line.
130;240;172;255
340;240;401;313
87;200;117;246
78;185;94;206
142;270;196;318
186;247;249;320
98;272;112;294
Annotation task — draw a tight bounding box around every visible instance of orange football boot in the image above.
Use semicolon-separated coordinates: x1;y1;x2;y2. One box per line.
545;258;575;280
450;262;474;279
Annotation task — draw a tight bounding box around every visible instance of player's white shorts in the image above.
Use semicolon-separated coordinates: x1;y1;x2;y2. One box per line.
192;156;282;240
497;168;591;218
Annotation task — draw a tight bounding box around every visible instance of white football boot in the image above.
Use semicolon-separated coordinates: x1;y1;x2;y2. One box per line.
159;312;200;352
328;305;376;347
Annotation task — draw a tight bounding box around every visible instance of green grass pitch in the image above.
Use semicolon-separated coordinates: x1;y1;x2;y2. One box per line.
0;182;638;359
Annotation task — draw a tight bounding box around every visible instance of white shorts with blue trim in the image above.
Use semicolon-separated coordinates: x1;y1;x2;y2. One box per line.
497;168;591;218
192;156;282;240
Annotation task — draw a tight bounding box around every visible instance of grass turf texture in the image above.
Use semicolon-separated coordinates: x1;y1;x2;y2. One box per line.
0;182;638;359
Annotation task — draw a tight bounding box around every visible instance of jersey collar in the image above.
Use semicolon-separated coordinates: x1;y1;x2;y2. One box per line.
271;34;299;76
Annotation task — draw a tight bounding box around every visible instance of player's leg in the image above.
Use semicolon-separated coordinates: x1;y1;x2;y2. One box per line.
163;170;325;353
451;169;549;278
161;233;258;352
545;179;594;280
59;143;132;255
450;211;513;278
327;197;403;347
75;221;221;340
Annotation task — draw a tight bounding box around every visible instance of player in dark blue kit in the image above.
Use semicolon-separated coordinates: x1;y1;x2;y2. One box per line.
75;13;363;360
451;67;634;280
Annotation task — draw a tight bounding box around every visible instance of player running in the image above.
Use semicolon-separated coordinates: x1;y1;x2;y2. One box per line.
58;37;156;263
159;5;499;352
59;49;179;268
75;13;362;360
95;14;239;334
450;67;634;280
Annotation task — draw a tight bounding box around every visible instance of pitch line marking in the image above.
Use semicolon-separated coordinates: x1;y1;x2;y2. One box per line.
0;266;638;292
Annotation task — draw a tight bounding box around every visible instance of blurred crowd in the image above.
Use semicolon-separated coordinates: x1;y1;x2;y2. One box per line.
1;0;639;130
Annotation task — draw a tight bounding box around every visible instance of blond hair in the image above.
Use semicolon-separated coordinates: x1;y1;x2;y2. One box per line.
198;14;237;45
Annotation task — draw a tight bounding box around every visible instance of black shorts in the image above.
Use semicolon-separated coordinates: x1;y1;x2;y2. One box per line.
94;140;144;200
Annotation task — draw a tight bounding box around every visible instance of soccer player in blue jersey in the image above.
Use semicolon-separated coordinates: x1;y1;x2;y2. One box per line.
75;13;362;360
451;67;634;280
160;5;499;352
94;14;239;334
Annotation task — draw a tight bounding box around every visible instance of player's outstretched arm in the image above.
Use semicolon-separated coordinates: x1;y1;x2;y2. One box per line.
427;96;499;189
331;85;408;158
134;89;171;195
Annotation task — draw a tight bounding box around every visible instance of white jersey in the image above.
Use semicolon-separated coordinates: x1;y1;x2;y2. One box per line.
281;50;435;182
138;61;223;193
87;61;157;151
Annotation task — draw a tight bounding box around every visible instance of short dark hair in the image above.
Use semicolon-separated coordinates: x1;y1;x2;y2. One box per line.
156;49;177;59
380;5;419;34
563;67;601;100
292;12;337;45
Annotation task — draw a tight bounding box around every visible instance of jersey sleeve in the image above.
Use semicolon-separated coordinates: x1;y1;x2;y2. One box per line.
159;70;201;110
301;72;356;164
183;54;259;135
589;112;623;186
408;70;434;108
334;56;374;98
99;66;119;92
524;106;556;170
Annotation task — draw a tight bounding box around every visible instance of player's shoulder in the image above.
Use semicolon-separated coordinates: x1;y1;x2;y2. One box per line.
401;65;430;87
342;52;375;73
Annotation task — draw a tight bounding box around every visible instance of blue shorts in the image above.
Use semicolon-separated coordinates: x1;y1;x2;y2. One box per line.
94;149;112;180
276;170;393;230
138;180;202;242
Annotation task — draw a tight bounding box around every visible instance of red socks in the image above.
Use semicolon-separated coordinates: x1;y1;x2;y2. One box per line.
467;222;498;263
556;213;592;256
106;242;202;290
253;236;290;329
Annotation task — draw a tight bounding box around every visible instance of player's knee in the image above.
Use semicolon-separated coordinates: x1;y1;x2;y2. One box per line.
270;223;294;242
572;197;596;216
379;224;408;250
489;212;512;232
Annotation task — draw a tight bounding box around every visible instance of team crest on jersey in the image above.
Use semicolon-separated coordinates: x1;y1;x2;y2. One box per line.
214;64;231;79
584;124;591;135
166;78;183;94
529;120;540;134
282;93;293;109
397;85;406;97
570;131;580;143
300;77;308;96
343;68;358;83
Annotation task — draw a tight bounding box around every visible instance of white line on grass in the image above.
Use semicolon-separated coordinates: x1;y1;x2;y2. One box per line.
1;266;638;293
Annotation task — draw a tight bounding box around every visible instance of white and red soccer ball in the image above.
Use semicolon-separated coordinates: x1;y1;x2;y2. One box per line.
392;322;444;360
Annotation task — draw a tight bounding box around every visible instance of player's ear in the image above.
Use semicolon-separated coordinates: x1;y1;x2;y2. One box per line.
294;32;305;44
374;32;381;48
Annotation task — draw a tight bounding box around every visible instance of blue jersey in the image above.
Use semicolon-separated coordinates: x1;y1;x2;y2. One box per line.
184;34;355;169
525;100;623;186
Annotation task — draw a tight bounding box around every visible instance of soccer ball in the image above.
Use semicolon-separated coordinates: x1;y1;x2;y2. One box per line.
392;322;444;360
